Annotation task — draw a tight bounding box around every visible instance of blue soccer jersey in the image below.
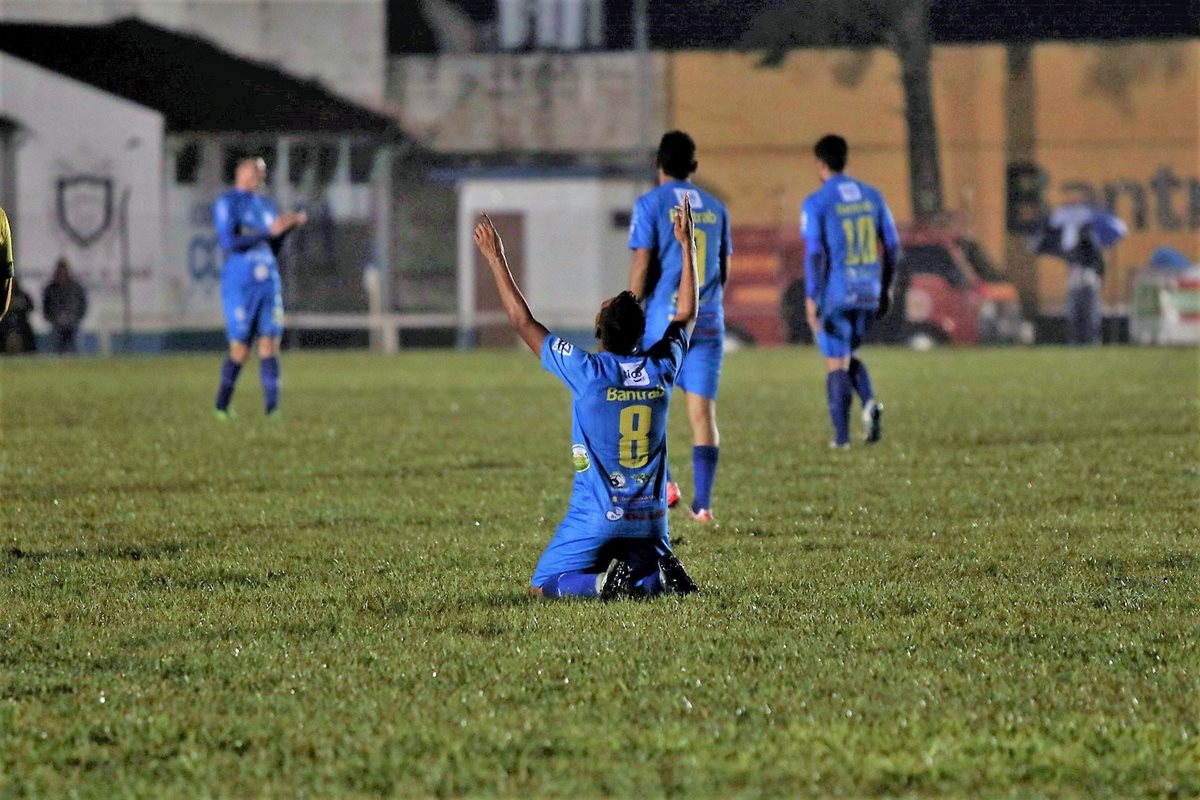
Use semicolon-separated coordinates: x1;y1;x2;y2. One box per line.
213;189;284;342
801;176;900;313
629;181;732;345
531;324;690;587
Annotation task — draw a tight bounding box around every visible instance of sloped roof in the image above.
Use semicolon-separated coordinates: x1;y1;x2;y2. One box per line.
0;18;401;136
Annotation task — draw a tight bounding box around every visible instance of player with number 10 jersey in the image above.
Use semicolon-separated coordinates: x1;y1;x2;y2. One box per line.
801;134;901;448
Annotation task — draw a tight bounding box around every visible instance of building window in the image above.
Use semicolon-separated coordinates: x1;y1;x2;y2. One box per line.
175;141;202;185
350;143;376;185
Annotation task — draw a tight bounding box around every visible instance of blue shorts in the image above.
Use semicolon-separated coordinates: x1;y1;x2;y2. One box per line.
817;308;873;358
531;506;671;588
644;307;724;400
678;334;723;399
222;280;283;344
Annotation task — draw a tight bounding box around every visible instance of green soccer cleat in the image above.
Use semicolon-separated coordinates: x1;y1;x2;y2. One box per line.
213;409;236;422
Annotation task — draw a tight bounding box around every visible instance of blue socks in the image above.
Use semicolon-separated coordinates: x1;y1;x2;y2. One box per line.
539;569;664;599
848;357;874;405
540;571;601;599
826;370;853;446
691;445;719;512
216;355;280;414
260;356;280;413
215;357;242;411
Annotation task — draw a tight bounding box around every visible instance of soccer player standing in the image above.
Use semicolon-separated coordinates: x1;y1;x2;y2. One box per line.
211;157;306;419
473;197;702;600
802;134;901;448
628;131;732;522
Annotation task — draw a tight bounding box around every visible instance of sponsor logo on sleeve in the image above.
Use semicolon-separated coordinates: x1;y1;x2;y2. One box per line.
553;339;574;357
619;361;650;387
571;444;590;473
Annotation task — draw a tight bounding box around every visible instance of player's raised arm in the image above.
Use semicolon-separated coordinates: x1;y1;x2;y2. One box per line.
473;213;549;355
671;194;699;332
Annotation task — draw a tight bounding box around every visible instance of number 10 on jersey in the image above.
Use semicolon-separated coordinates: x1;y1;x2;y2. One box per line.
841;215;878;266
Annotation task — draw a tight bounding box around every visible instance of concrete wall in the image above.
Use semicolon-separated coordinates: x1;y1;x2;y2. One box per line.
0;53;163;335
0;0;386;106
389;51;667;157
669;41;1200;311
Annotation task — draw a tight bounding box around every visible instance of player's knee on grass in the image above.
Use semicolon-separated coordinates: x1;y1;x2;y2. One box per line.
229;341;249;364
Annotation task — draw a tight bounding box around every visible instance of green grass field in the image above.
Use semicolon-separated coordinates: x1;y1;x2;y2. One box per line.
1;346;1198;799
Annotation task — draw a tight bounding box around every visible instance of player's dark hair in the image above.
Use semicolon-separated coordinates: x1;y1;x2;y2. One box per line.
814;134;849;172
657;131;698;180
596;291;646;355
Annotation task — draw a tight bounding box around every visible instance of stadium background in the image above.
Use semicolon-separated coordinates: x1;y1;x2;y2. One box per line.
0;0;1196;350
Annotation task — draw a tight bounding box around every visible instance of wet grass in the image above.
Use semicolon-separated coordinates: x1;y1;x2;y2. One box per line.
1;346;1197;798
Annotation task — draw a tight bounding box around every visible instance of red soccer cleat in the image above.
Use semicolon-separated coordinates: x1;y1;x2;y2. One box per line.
666;481;682;509
687;507;715;523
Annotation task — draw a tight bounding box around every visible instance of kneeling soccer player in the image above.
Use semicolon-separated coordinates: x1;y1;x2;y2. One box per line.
472;198;702;600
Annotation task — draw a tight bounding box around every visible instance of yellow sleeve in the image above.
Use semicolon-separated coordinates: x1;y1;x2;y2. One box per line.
0;208;12;278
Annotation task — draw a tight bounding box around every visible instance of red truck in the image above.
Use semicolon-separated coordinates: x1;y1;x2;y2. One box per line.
724;219;1030;348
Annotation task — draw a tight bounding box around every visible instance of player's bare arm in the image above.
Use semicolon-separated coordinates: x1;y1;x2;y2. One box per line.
270;211;307;237
671;195;699;332
473;213;549;355
877;233;900;320
628;248;652;300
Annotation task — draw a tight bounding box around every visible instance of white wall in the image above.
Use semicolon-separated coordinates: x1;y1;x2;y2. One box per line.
457;176;649;334
0;53;163;334
0;0;386;106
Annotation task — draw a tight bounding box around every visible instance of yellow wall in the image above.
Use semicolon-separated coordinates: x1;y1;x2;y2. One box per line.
669;40;1200;310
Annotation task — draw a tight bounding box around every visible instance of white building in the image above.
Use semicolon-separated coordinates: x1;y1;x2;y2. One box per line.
0;52;164;346
453;170;649;345
0;18;408;352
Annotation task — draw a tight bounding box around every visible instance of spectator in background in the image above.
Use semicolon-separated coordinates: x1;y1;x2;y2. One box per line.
1;277;36;355
42;258;88;354
1031;202;1126;346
